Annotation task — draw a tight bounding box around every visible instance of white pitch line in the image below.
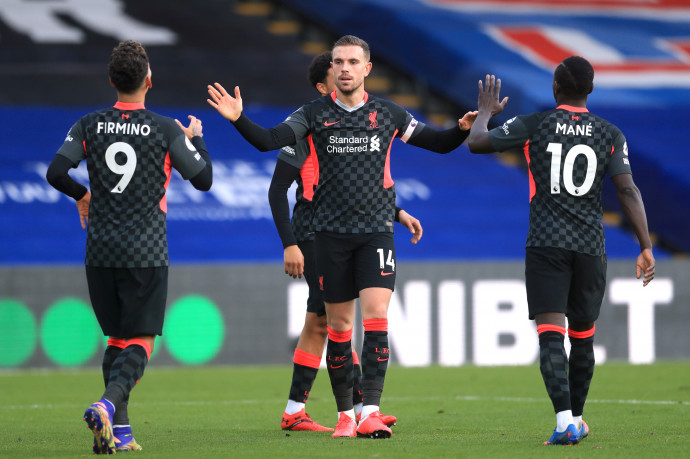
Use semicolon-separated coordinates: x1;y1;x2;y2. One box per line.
1;395;688;411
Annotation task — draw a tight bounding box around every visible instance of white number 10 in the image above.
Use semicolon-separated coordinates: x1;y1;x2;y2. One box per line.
547;142;597;196
105;142;137;193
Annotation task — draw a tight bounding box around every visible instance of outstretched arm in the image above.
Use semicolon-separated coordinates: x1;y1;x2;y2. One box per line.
467;74;509;154
208;82;296;151
611;174;655;286
407;111;478;154
207;83;243;122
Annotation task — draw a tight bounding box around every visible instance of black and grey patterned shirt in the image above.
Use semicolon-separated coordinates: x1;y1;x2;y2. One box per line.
55;102;207;267
277;138;318;242
488;105;632;255
283;92;424;234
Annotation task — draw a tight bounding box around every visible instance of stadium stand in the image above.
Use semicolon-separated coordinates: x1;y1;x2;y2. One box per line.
272;0;690;255
0;0;315;107
0;0;679;264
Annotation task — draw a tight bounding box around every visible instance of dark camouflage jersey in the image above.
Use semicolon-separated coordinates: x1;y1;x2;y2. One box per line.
55;102;207;267
488;105;632;256
283;92;424;234
277;138;318;242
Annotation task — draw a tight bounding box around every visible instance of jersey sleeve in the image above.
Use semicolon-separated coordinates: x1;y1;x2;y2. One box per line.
386;103;427;143
55;119;87;165
282;105;311;142
400;115;428;143
607;127;633;177
277;138;310;170
165;120;207;180
268;158;301;248
487;115;532;152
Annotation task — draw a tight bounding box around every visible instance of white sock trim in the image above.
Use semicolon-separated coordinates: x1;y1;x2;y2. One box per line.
338;409;355;422
572;415;583;430
360;405;379;421
285;400;305;415
556;410;574;432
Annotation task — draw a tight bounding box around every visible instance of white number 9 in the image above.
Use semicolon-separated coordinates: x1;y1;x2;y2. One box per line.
105;142;137;193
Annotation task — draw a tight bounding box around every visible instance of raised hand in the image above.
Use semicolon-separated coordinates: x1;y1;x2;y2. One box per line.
477;74;509;116
175;115;203;139
458;110;478;130
207;83;243;122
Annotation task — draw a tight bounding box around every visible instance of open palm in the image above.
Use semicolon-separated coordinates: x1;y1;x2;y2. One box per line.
207;83;243;122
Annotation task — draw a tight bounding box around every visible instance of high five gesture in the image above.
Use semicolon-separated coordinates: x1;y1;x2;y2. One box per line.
207;83;243;122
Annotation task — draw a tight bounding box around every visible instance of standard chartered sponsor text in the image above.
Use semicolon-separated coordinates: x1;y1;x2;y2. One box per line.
328;135;368;153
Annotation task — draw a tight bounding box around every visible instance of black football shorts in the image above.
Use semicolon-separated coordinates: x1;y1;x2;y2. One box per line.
85;265;168;338
315;232;396;303
525;247;606;322
298;239;326;316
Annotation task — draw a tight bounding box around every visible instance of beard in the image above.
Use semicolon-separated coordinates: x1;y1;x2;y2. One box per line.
336;78;362;96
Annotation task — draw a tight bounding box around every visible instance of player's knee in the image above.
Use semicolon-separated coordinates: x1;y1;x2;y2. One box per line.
303;317;328;340
362;305;388;321
327;317;353;332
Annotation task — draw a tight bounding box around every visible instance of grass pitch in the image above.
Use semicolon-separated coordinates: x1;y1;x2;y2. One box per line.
1;362;688;458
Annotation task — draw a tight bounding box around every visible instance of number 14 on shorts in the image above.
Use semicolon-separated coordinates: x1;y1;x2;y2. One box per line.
377;248;395;273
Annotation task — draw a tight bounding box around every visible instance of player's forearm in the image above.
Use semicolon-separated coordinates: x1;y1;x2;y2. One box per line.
617;185;653;251
45;154;88;200
189;137;213;191
233;113;296;152
467;112;494;154
268;161;300;247
408;125;468;154
268;189;298;248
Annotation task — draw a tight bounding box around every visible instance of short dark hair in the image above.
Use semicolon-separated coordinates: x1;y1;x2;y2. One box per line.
109;40;149;94
554;56;594;97
332;35;370;62
308;51;332;89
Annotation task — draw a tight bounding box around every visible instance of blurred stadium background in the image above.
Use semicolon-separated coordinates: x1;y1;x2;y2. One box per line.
0;0;688;370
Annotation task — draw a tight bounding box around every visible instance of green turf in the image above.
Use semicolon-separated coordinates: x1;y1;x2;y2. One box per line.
1;362;688;458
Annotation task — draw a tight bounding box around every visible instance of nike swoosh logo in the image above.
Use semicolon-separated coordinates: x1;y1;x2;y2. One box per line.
380;271;394;276
329;363;346;369
324;120;341;126
377;357;389;362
